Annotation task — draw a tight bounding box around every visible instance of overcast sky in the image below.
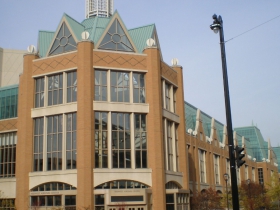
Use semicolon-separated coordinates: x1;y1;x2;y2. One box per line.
0;0;279;147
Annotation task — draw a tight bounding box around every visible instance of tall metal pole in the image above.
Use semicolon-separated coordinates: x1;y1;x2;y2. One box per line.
210;14;240;210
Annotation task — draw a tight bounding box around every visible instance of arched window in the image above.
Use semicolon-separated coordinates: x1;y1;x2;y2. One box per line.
30;182;76;208
165;181;182;189
95;180;149;189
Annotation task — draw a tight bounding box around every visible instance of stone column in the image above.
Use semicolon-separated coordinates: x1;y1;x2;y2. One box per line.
76;40;95;209
144;46;166;210
16;53;38;208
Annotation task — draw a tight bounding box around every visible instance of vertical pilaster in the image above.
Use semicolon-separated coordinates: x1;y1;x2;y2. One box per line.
77;40;94;209
144;47;165;210
16;53;38;208
173;65;189;190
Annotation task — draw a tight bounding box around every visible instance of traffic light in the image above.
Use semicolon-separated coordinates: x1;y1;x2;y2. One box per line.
235;145;245;168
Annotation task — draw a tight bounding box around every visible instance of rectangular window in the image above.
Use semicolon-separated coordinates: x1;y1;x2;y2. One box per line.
95;70;107;101
245;165;248;180
112;113;131;168
173;88;176;113
175;125;179;172
66;113;77;169
48;74;63;106
0;86;18;120
95;112;108;168
135;114;147;168
133;73;145;103
165;84;170;110
0;199;15;210
252;167;255;182
47;115;63;170
65;195;76;207
35;77;45;108
95;195;104;210
177;193;188;210
110;71;130;102
199;149;206;183
166;194;175;210
0;133;17;177
66;71;77;103
31;196;61;207
167;121;173;171
33;118;44;172
258;168;264;184
214;154;220;184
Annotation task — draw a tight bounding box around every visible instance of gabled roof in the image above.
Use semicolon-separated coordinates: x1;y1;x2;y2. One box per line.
38;11;160;58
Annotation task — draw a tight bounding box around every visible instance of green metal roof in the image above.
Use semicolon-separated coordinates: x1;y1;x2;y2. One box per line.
63;13;85;41
129;24;155;53
38;12;156;58
234;126;268;161
38;31;54;57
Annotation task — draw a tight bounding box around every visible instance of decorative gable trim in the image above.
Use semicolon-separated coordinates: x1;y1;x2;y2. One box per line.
46;16;80;57
95;12;138;53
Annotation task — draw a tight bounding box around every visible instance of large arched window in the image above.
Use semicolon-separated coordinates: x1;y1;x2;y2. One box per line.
95;180;149;189
30;182;76;208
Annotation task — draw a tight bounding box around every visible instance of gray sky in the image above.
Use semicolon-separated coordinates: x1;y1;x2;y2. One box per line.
0;0;279;146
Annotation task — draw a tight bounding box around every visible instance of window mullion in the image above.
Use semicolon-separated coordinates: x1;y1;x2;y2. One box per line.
44;76;47;107
62;114;66;170
163;119;168;170
171;122;176;172
43;116;47;172
107;70;111;102
129;72;133;103
162;80;166;109
108;112;112;169
131;113;135;169
170;85;174;112
63;72;66;104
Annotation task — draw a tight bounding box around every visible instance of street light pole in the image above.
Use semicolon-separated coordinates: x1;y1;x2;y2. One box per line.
224;173;230;210
210;14;240;210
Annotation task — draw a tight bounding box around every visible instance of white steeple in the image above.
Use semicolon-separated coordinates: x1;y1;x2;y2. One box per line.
86;0;114;18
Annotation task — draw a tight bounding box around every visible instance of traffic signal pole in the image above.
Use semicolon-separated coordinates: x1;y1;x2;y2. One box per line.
211;15;241;210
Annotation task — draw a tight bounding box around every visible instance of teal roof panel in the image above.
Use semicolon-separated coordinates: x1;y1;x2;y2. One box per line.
38;31;54;57
129;24;155;53
64;13;85;41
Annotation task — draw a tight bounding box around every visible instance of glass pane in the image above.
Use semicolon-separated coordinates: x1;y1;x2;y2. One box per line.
111;87;117;102
135;151;141;168
142;151;147;168
54;195;61;206
166;194;174;203
46;196;53;206
110;72;117;86
133;89;139;103
101;71;107;85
